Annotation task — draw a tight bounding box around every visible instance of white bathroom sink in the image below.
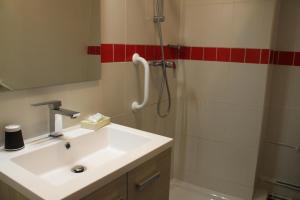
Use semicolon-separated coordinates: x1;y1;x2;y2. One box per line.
0;123;172;200
11;126;150;186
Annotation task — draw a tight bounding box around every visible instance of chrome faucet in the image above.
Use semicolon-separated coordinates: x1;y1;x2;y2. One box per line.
32;100;80;137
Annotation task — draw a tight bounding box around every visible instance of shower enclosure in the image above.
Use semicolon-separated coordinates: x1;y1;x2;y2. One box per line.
163;0;300;200
101;0;300;199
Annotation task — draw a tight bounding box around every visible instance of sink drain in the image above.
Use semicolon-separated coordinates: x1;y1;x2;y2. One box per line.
71;165;86;173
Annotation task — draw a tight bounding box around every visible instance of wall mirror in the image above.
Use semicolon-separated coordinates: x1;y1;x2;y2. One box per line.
0;0;100;92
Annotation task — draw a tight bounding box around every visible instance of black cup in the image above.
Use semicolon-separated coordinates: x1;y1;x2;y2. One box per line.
4;125;25;151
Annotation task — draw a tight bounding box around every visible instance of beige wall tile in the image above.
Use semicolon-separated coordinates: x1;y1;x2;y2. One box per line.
100;63;127;116
126;0;180;45
266;106;300;146
269;66;300;109
275;0;299;51
184;61;230;102
232;0;277;49
187;101;263;149
195;139;258;187
226;63;268;107
293;6;300;52
112;112;143;130
101;0;126;43
161;0;181;44
155;99;177;138
126;0;156;44
183;136;198;173
183;142;256;200
139;100;176;137
182;2;234;47
181;103;262;198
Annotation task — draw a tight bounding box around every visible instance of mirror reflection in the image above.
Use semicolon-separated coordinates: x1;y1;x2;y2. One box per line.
0;0;100;92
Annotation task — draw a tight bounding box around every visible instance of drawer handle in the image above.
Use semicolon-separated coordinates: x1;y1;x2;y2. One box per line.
136;171;161;191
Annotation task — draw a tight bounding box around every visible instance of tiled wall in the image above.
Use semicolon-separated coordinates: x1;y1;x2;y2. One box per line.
0;0;179;146
175;0;278;199
258;0;300;198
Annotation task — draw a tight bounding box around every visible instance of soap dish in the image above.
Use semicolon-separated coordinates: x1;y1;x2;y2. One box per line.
80;116;111;130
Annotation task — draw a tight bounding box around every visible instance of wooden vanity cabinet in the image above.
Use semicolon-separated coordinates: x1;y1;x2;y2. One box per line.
0;179;28;200
82;175;127;200
83;149;171;200
0;149;171;200
83;150;171;200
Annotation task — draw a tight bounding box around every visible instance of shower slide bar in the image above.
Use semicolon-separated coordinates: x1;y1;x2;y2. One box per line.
131;53;150;111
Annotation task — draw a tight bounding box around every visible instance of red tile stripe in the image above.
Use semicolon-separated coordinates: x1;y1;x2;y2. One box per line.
217;48;230;62
204;48;217;61
100;44;180;63
231;48;245;63
98;44;300;67
100;44;113;63
191;47;203;60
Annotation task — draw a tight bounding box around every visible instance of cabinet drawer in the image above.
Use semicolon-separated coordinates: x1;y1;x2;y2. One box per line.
82;175;127;200
127;149;171;200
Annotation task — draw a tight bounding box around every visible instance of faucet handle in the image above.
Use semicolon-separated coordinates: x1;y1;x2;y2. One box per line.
32;100;62;110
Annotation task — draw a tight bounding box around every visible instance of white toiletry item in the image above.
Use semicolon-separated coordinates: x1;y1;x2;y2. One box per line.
81;113;110;131
87;113;104;123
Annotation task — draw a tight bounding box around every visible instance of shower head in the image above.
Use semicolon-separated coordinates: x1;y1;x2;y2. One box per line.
154;0;165;23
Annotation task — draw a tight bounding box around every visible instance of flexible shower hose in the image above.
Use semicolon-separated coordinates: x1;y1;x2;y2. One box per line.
155;0;172;118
